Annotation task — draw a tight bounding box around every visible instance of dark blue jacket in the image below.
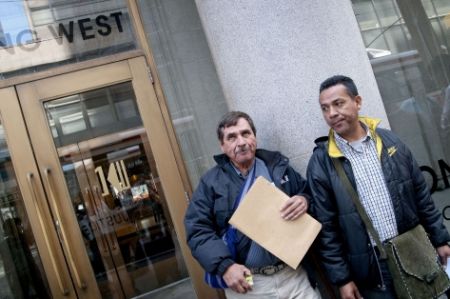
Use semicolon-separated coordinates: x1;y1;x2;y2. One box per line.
184;149;310;275
307;117;450;287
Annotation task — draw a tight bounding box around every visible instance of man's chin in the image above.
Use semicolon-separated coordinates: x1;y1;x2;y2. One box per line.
235;155;254;165
333;126;347;135
333;128;342;135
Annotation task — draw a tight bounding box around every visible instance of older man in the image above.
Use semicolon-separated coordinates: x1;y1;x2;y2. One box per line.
184;111;320;298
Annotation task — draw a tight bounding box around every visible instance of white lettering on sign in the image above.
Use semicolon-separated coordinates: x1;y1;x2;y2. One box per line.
95;166;109;197
95;160;130;196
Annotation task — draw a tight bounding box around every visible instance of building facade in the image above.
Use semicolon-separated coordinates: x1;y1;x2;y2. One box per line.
0;0;448;298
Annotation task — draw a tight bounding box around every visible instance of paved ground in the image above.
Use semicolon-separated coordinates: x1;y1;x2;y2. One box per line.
133;278;197;299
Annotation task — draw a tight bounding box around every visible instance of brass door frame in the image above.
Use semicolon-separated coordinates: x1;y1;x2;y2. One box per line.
0;88;78;298
16;56;198;298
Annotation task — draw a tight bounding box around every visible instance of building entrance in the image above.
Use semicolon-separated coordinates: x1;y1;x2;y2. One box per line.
0;56;199;298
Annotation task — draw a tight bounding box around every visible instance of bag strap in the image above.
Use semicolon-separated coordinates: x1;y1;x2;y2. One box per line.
232;162;257;211
331;158;387;259
225;161;258;258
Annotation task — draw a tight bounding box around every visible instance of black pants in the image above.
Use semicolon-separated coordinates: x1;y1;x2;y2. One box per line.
359;259;397;299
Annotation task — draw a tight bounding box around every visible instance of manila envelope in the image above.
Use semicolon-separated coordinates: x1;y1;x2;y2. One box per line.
229;176;322;269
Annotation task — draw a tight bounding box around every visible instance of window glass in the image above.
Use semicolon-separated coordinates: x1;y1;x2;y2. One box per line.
354;1;379;31
137;0;229;187
0;0;136;79
351;0;450;229
45;82;141;148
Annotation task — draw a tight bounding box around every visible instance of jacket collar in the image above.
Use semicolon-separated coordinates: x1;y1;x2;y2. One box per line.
213;149;285;169
327;116;383;158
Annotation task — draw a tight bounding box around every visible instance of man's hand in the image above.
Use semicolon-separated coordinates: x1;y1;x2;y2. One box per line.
223;263;252;293
339;281;363;299
436;244;450;266
280;195;308;220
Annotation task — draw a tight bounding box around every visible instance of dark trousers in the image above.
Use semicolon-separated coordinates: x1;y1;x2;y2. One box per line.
359;259;397;299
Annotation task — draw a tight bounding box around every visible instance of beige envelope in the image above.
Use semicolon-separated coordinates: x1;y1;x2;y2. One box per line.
229;176;322;269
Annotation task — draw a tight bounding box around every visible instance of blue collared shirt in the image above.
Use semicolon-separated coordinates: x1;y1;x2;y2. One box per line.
231;157;280;267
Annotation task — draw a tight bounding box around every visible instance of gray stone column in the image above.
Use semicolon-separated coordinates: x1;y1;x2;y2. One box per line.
194;0;389;173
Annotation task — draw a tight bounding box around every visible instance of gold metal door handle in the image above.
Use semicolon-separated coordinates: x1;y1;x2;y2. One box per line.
26;173;70;296
43;168;87;290
85;188;109;254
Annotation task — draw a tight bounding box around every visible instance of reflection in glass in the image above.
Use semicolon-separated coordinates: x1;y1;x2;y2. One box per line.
138;0;229;187
351;0;450;230
0;123;51;298
0;2;32;47
0;0;136;80
352;0;450;166
47;83;191;298
45;82;141;148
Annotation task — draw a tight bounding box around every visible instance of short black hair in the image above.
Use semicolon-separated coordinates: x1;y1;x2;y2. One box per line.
217;111;256;142
319;75;359;98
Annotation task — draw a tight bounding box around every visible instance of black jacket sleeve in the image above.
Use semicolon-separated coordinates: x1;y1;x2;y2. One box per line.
307;150;352;286
184;177;234;275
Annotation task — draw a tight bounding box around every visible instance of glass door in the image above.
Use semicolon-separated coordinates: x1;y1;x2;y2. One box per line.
16;57;200;298
0;88;78;299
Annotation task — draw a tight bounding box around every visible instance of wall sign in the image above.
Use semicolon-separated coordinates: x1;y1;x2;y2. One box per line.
0;11;125;53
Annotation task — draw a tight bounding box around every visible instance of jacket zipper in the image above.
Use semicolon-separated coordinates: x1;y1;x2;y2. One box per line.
371;243;386;291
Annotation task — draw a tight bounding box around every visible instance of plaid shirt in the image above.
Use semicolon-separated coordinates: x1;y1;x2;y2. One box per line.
335;127;398;242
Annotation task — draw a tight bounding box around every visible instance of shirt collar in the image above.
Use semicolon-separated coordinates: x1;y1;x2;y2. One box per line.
334;122;372;145
230;158;257;178
334;122;373;153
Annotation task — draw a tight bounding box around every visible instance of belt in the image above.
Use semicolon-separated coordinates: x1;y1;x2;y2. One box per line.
250;262;286;275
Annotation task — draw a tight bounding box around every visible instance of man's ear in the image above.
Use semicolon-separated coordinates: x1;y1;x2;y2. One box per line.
355;95;362;110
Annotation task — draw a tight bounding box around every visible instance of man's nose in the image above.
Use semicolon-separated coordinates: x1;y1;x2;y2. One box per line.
236;135;246;145
328;106;338;117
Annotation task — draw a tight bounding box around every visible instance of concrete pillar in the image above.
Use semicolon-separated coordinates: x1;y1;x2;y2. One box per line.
195;0;389;173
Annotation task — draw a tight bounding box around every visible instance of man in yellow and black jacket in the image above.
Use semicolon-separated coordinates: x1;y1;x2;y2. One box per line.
307;75;450;299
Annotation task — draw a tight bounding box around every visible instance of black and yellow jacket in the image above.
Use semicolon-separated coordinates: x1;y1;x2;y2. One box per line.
307;117;450;287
